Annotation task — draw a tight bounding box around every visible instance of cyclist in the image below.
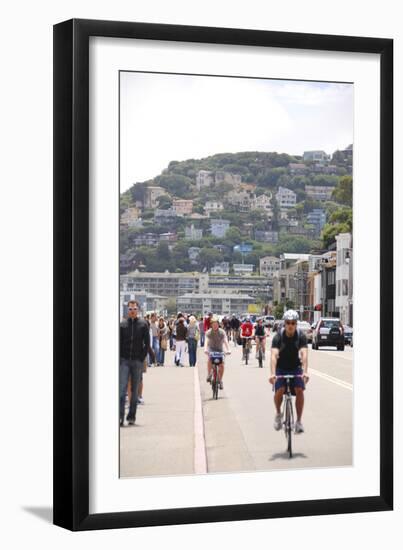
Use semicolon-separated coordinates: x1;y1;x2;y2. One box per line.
204;316;231;389
230;314;241;344
269;310;309;433
254;317;267;360
240;315;254;360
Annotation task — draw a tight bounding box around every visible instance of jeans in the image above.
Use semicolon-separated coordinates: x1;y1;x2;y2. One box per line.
119;358;144;422
175;340;186;366
152;335;160;357
200;332;205;347
188;338;197;366
157;346;165;365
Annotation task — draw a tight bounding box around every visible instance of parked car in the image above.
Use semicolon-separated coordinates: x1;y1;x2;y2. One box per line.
312;318;344;350
297;321;313;343
343;325;353;345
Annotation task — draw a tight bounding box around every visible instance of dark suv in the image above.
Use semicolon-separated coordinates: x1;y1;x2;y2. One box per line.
312;318;344;351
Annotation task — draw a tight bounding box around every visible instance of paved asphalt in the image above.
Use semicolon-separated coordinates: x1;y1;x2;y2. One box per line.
120;336;353;478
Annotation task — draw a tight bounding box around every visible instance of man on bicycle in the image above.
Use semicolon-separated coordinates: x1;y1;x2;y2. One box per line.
254;317;267;359
269;310;309;433
204;316;231;389
240;315;254;360
230;314;241;344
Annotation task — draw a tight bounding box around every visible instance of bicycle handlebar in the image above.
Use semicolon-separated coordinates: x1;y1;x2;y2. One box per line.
274;374;304;379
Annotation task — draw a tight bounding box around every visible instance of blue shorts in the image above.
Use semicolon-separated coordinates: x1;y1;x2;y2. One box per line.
274;367;305;394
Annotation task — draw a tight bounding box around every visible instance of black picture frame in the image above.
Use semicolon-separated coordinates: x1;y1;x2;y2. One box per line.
53;18;393;531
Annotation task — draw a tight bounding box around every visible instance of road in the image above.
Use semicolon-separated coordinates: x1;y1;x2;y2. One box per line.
120;337;353;478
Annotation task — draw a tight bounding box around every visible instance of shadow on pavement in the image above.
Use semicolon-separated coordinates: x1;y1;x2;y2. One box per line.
268;452;308;461
22;506;53;523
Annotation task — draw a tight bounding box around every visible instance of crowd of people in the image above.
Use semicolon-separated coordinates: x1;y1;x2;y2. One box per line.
119;302;308;433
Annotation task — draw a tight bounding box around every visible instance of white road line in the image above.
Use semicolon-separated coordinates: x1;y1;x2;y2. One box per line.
309;367;353;391
193;365;208;474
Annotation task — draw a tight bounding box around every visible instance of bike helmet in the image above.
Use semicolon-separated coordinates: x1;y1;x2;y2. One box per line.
283;309;299;321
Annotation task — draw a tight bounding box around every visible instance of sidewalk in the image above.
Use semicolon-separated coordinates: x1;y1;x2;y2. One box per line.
119;351;196;478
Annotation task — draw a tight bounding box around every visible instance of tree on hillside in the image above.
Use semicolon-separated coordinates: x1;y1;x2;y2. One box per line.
329;206;352;226
156;174;195;198
199;247;222;269
156;195;173;210
331;175;352;206
311;174;339;187
322;222;351;249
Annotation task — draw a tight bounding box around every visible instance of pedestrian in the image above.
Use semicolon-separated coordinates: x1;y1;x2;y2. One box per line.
175;316;188;367
187;315;199;367
203;312;213;334
168;317;175;350
150;312;160;364
119;300;150;426
157;317;169;366
198;316;205;347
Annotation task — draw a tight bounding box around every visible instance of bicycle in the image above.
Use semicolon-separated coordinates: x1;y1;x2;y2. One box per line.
209;351;225;399
242;336;253;365
274;374;304;459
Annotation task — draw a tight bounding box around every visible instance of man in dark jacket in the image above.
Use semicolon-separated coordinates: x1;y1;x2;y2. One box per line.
120;300;150;426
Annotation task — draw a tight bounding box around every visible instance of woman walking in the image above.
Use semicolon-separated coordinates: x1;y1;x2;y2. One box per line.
157;317;169;366
198;316;205;347
168;317;175;350
187;315;199;367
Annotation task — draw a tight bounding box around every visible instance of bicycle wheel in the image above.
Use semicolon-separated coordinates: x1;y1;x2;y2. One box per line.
285;399;293;458
245;347;249;365
258;350;263;368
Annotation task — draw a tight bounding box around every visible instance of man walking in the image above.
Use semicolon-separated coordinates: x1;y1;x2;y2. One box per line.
120;300;150;426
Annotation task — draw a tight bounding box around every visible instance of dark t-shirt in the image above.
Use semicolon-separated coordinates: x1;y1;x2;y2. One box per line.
255;325;265;337
271;330;307;371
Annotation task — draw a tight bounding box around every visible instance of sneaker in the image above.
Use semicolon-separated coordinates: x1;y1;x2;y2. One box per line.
294;420;304;433
127;418;135;426
137;397;144;405
273;413;282;431
120;418;127;428
219;381;224;390
206;374;212;383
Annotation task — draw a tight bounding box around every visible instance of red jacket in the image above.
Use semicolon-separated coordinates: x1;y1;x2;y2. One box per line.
240;321;253;337
203;316;211;332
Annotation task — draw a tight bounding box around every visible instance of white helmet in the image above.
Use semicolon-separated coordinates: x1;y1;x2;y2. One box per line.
283;309;299;321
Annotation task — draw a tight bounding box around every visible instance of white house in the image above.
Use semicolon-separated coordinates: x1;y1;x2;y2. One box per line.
185;224;203;240
196;170;214;190
211;262;230;275
251;193;272;212
275;186;296;208
335;232;353;325
204;200;224;216
210;219;230;238
303;150;330;163
259;256;281;278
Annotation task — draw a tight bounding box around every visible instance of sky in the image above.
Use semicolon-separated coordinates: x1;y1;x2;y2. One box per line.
120;71;353;192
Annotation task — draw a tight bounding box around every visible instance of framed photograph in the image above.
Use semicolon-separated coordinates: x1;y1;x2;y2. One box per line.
53;19;393;530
